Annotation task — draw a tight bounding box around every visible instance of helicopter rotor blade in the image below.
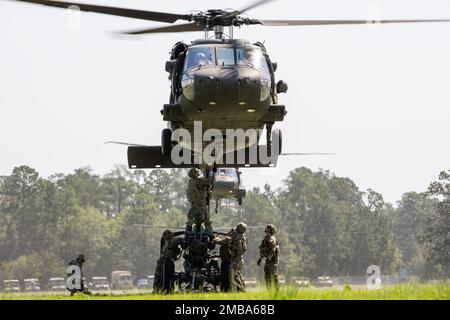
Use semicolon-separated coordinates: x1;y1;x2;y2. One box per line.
105;141;149;147
121;22;206;35
11;0;192;23
220;0;275;20
256;18;450;26
238;0;276;14
280;152;337;156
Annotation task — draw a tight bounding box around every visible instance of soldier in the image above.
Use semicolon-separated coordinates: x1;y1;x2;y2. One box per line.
218;228;235;292
153;229;184;293
214;222;248;292
186;166;214;231
258;224;280;290
67;254;91;296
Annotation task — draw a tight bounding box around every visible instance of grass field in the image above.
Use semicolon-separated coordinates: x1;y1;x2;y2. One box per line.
1;283;449;300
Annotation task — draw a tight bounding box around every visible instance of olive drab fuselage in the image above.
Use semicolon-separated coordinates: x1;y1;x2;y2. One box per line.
162;38;286;151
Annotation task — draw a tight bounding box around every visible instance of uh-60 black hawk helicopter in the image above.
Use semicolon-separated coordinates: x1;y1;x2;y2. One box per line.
11;0;450;170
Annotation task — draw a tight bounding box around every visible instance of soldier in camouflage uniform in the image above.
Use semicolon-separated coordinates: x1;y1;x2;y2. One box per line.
153;229;184;292
258;224;280;290
214;222;248;292
218;228;234;292
186;167;214;231
67;254;91;296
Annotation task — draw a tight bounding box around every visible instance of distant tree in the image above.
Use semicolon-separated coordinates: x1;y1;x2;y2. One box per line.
0;165;447;283
421;170;450;278
102;165;136;218
394;192;436;277
62;167;105;209
0;166;45;260
363;189;401;274
1;252;64;285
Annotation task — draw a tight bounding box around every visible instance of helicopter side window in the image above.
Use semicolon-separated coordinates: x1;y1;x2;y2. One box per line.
216;48;235;66
183;46;215;72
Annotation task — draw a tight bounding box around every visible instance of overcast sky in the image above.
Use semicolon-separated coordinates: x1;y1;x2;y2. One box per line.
1;0;449;204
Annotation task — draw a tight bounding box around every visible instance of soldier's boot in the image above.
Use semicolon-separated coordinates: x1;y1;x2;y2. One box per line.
264;272;271;290
273;275;279;291
235;273;246;292
82;288;92;295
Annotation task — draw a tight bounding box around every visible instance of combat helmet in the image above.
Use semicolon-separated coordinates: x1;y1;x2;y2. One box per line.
162;229;173;240
236;222;247;234
188;168;200;179
265;224;277;234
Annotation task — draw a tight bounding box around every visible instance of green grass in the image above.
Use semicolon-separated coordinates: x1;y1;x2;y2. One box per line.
1;283;449;300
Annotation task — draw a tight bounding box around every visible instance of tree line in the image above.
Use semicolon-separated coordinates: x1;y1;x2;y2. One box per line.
0;165;448;284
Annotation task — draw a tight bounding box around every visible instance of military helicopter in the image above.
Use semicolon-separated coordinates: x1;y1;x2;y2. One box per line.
212;167;245;206
11;0;449;169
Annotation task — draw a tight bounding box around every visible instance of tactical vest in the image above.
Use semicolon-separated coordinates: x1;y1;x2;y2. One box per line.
186;178;208;204
163;238;183;260
259;235;279;259
231;233;247;258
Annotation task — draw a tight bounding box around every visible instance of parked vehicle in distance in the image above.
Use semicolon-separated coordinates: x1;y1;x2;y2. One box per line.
111;271;133;290
3;280;20;293
47;277;66;291
147;275;154;289
316;276;333;288
91;277;110;291
295;277;311;288
24;278;41;292
137;278;149;290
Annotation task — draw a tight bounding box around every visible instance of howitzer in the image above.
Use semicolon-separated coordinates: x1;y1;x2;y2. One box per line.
212;231;231;237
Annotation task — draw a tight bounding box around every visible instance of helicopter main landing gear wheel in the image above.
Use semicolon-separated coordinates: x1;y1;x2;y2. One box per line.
271;128;282;155
161;128;173;155
266;123;282;156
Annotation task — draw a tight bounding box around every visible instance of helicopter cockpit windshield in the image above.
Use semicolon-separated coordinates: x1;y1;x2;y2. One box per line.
183;46;215;72
216;168;238;177
237;47;272;100
236;48;269;73
181;45;272;101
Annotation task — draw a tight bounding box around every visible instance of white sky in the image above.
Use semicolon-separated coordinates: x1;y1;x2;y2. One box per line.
0;0;449;205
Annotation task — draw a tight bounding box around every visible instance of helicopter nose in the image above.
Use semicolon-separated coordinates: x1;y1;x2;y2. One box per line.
194;67;261;106
218;67;261;105
214;180;237;191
